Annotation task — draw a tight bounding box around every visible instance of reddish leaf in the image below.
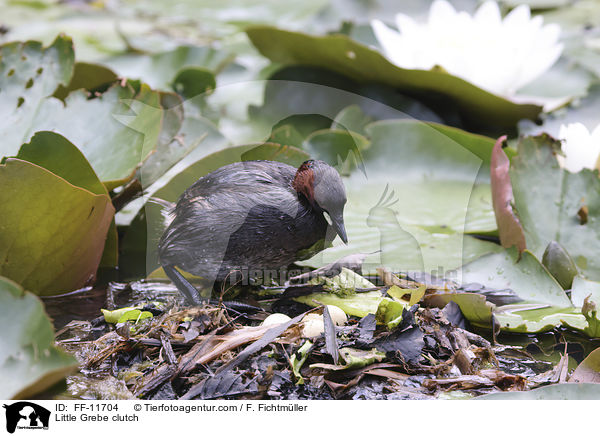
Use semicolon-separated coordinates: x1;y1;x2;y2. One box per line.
491;135;526;254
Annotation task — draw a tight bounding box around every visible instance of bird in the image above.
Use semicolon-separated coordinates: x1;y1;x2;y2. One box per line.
158;159;348;304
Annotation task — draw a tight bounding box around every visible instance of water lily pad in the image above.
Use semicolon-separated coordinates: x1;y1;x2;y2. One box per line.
490;135;526;253
53;62;118;101
246;26;542;130
295;290;388;318
510;134;600;280
302;119;500;274
33;82;164;189
569;347;600;383
0;35;74;157
0;159;114;294
475;382;600;399
570;276;600;307
0;276;78;399
460;249;571;307
496;305;585;333
104;45;231;91
172;67;216;99
15;131;118;266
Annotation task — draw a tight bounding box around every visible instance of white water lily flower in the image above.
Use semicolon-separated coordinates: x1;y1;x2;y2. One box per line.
557;123;600;173
371;0;563;97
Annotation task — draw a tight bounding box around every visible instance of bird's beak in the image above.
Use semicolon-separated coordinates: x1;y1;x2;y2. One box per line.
330;212;348;244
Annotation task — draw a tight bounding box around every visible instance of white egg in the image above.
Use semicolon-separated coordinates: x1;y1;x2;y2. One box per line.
325;305;347;326
261;313;292;326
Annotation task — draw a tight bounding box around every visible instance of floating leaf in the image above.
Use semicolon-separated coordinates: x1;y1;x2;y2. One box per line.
246;26;541;130
542;241;578;290
510;134;600;280
290;340;312;384
15;131;118;266
0;276;78;399
0;35;74;157
569;347;600;383
172;67;216;99
0;159;114;294
460;249;572;307
475;383;600;399
302;119;501;274
33;82;164;189
490;135;526;254
104;45;231;91
375;299;406;329
53;62;118;100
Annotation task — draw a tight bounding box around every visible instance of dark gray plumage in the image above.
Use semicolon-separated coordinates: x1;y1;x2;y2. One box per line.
158;160;347;288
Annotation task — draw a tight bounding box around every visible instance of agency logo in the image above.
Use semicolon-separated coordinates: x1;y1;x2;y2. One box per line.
3;402;50;433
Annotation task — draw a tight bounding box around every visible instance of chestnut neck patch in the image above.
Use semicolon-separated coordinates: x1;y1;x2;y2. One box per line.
292;160;316;206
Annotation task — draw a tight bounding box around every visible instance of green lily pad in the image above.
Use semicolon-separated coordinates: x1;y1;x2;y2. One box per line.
246;26;542;130
425;293;494;329
302;129;369;176
0;35;74;157
302;119;500;274
375;299;406;329
101;307;153;324
475;383;600;400
460;249;572;307
308;267;375;296
32;82;164;189
569;347;600;383
104;45;231;91
510;134;600;280
0;276;78;399
519;85;600;138
0;159;114;295
295;290;387;318
172;67;217;99
15;131;118;266
496;305;586;333
571;276;600;307
53;62;118;101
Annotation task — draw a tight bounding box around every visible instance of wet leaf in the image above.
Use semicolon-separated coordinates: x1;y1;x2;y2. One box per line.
15;131;118;267
0;276;78;399
569;347;600;383
246;26;542;130
0;35;74;157
375;299;406;329
291;340;313;384
323;306;340;364
475;382;600;399
460;249;572;307
309;267;374;295
0;159;114;294
490;135;526;254
172;67;216;99
425;293;494;329
295;290;387;318
33;82;164;189
570;276;600;307
510;134;600;280
542;241;578;290
53;62;117;100
303;119;501;274
104;45;231;91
